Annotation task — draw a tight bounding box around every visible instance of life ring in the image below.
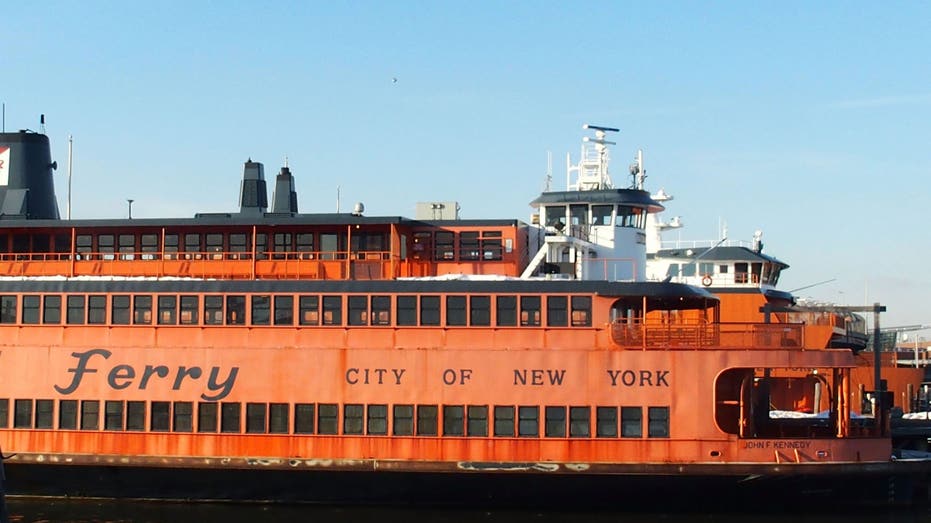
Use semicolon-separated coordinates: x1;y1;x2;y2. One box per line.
701;275;713;287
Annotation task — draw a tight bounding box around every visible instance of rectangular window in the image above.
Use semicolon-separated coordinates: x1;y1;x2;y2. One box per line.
699;262;714;276
226;295;246;325
648;406;670;438
596;406;618;438
98;234;115;257
221;402;241;433
322;296;342;325
393;405;414;436
545;406;566;437
184;233;201;256
459;231;480;260
76;234;93;258
496;296;517;326
443;405;464;436
0;295;15;324
246;403;267;433
163;233;179;256
520;296;541;326
416;404;438;436
104;401;123;431
481;232;503;260
569;406;590;438
299;295;319;325
343;404;364;435
204;295;224;325
296;233;314;257
518;406;539;437
318;404;338;435
434;231;455;260
622;406;643;438
198;402;218;433
251;295;270;326
420;296;440;326
371;295;391;325
180;295;199;325
494;406;515;437
22;295;40;324
88;295;107;324
133;295;152;325
59;400;77;430
66;295;85;324
367;404;388;435
571;296;592;327
0;399;6;428
229;233;248;255
14;399;32;428
348;295;368;326
274;295;294;325
272;232;292;259
127;401;146;431
205;233;224;256
43;295;62;324
470;296;491;326
396;296;417;326
35;399;53;429
467;405;488;437
81;400;100;430
294;403;315;434
446;296;467;326
546;296;568;327
118;233;136;258
269;403;288;434
111;295;130;325
157;295;177;325
151;401;170;432
140;233;159;257
173;402;193;432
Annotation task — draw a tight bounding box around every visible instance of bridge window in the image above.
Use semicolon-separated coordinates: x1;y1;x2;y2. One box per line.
699;262;714;276
682;263;696;277
496;296;517;326
294;404;315;434
592;205;613;226
0;296;16;324
546;296;568;327
569;406;590;437
416;405;438;436
274;295;293;325
621;406;642;437
596;406;618;438
545;406;566;437
494;406;515;436
198;402;217;433
446;296;467;326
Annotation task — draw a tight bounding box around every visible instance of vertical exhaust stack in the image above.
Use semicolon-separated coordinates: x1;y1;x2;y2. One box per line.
0;131;61;220
238;159;268;216
271;164;298;214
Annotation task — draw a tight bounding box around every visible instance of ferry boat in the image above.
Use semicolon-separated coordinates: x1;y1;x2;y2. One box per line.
0;123;926;509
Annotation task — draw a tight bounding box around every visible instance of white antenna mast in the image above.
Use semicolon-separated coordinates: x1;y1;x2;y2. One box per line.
543;151;552;192
67;135;73;219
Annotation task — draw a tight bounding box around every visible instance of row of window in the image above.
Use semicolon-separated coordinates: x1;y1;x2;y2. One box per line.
0;399;670;439
0;293;593;328
412;230;505;261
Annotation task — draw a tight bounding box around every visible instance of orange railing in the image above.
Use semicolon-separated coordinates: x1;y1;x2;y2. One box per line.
611;321;804;350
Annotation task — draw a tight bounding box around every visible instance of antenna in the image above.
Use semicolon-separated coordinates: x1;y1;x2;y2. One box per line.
40;114;46;134
67;135;73;220
2;103;4;133
543;151;552;192
336;185;341;213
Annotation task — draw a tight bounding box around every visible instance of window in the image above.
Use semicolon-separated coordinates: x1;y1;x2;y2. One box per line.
348;296;368;326
273;232;292;259
569;406;590;438
481;231;503;260
88;295;107;324
133;295;152;325
546;296;568;327
545;406;566;437
141;233;159;258
59;400;78;430
174;402;193;432
420;296;440;326
66;295;85;324
592;205;613;226
229;233;248;256
496;296;517;326
648;406;670;438
299;295;319;325
344;404;364;435
459;231;480;260
274;295;293;325
622;406;643;438
81;400;100;430
435;231;454;260
221;402;241;433
151;401;170;431
112;295;130;325
43;295;61;324
416;405;438;436
118;234;135;259
682;263;696;277
76;234;93;258
158;295;177;325
367;404;387;435
494;406;515;436
180;295;199;325
397;296;417;326
296;233;314;257
0;295;15;324
520;296;541;326
443;405;464;436
294;403;315;434
596;406;618;438
371;296;391;325
226;295;246;325
470;296;491;326
184;233;201;256
518;406;538;437
322;296;342;325
204;296;223;325
0;399;6;428
446;296;466;326
198;403;218;433
270;403;288;434
393;405;414;436
571;296;592;327
127;401;146;431
467;405;488;436
206;233;224;256
105;401;123;431
318;403;338;435
22;295;40;324
35;399;53;429
699;262;714;276
164;233;179;257
251;295;270;325
98;234;114;257
246;403;267;433
14;399;32;428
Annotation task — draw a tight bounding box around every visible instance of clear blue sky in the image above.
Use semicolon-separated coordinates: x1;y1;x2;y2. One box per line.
3;2;930;331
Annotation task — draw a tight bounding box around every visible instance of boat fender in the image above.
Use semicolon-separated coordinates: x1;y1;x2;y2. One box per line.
701;275;712;287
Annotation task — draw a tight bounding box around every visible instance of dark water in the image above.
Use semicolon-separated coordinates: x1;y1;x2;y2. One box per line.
4;500;930;523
